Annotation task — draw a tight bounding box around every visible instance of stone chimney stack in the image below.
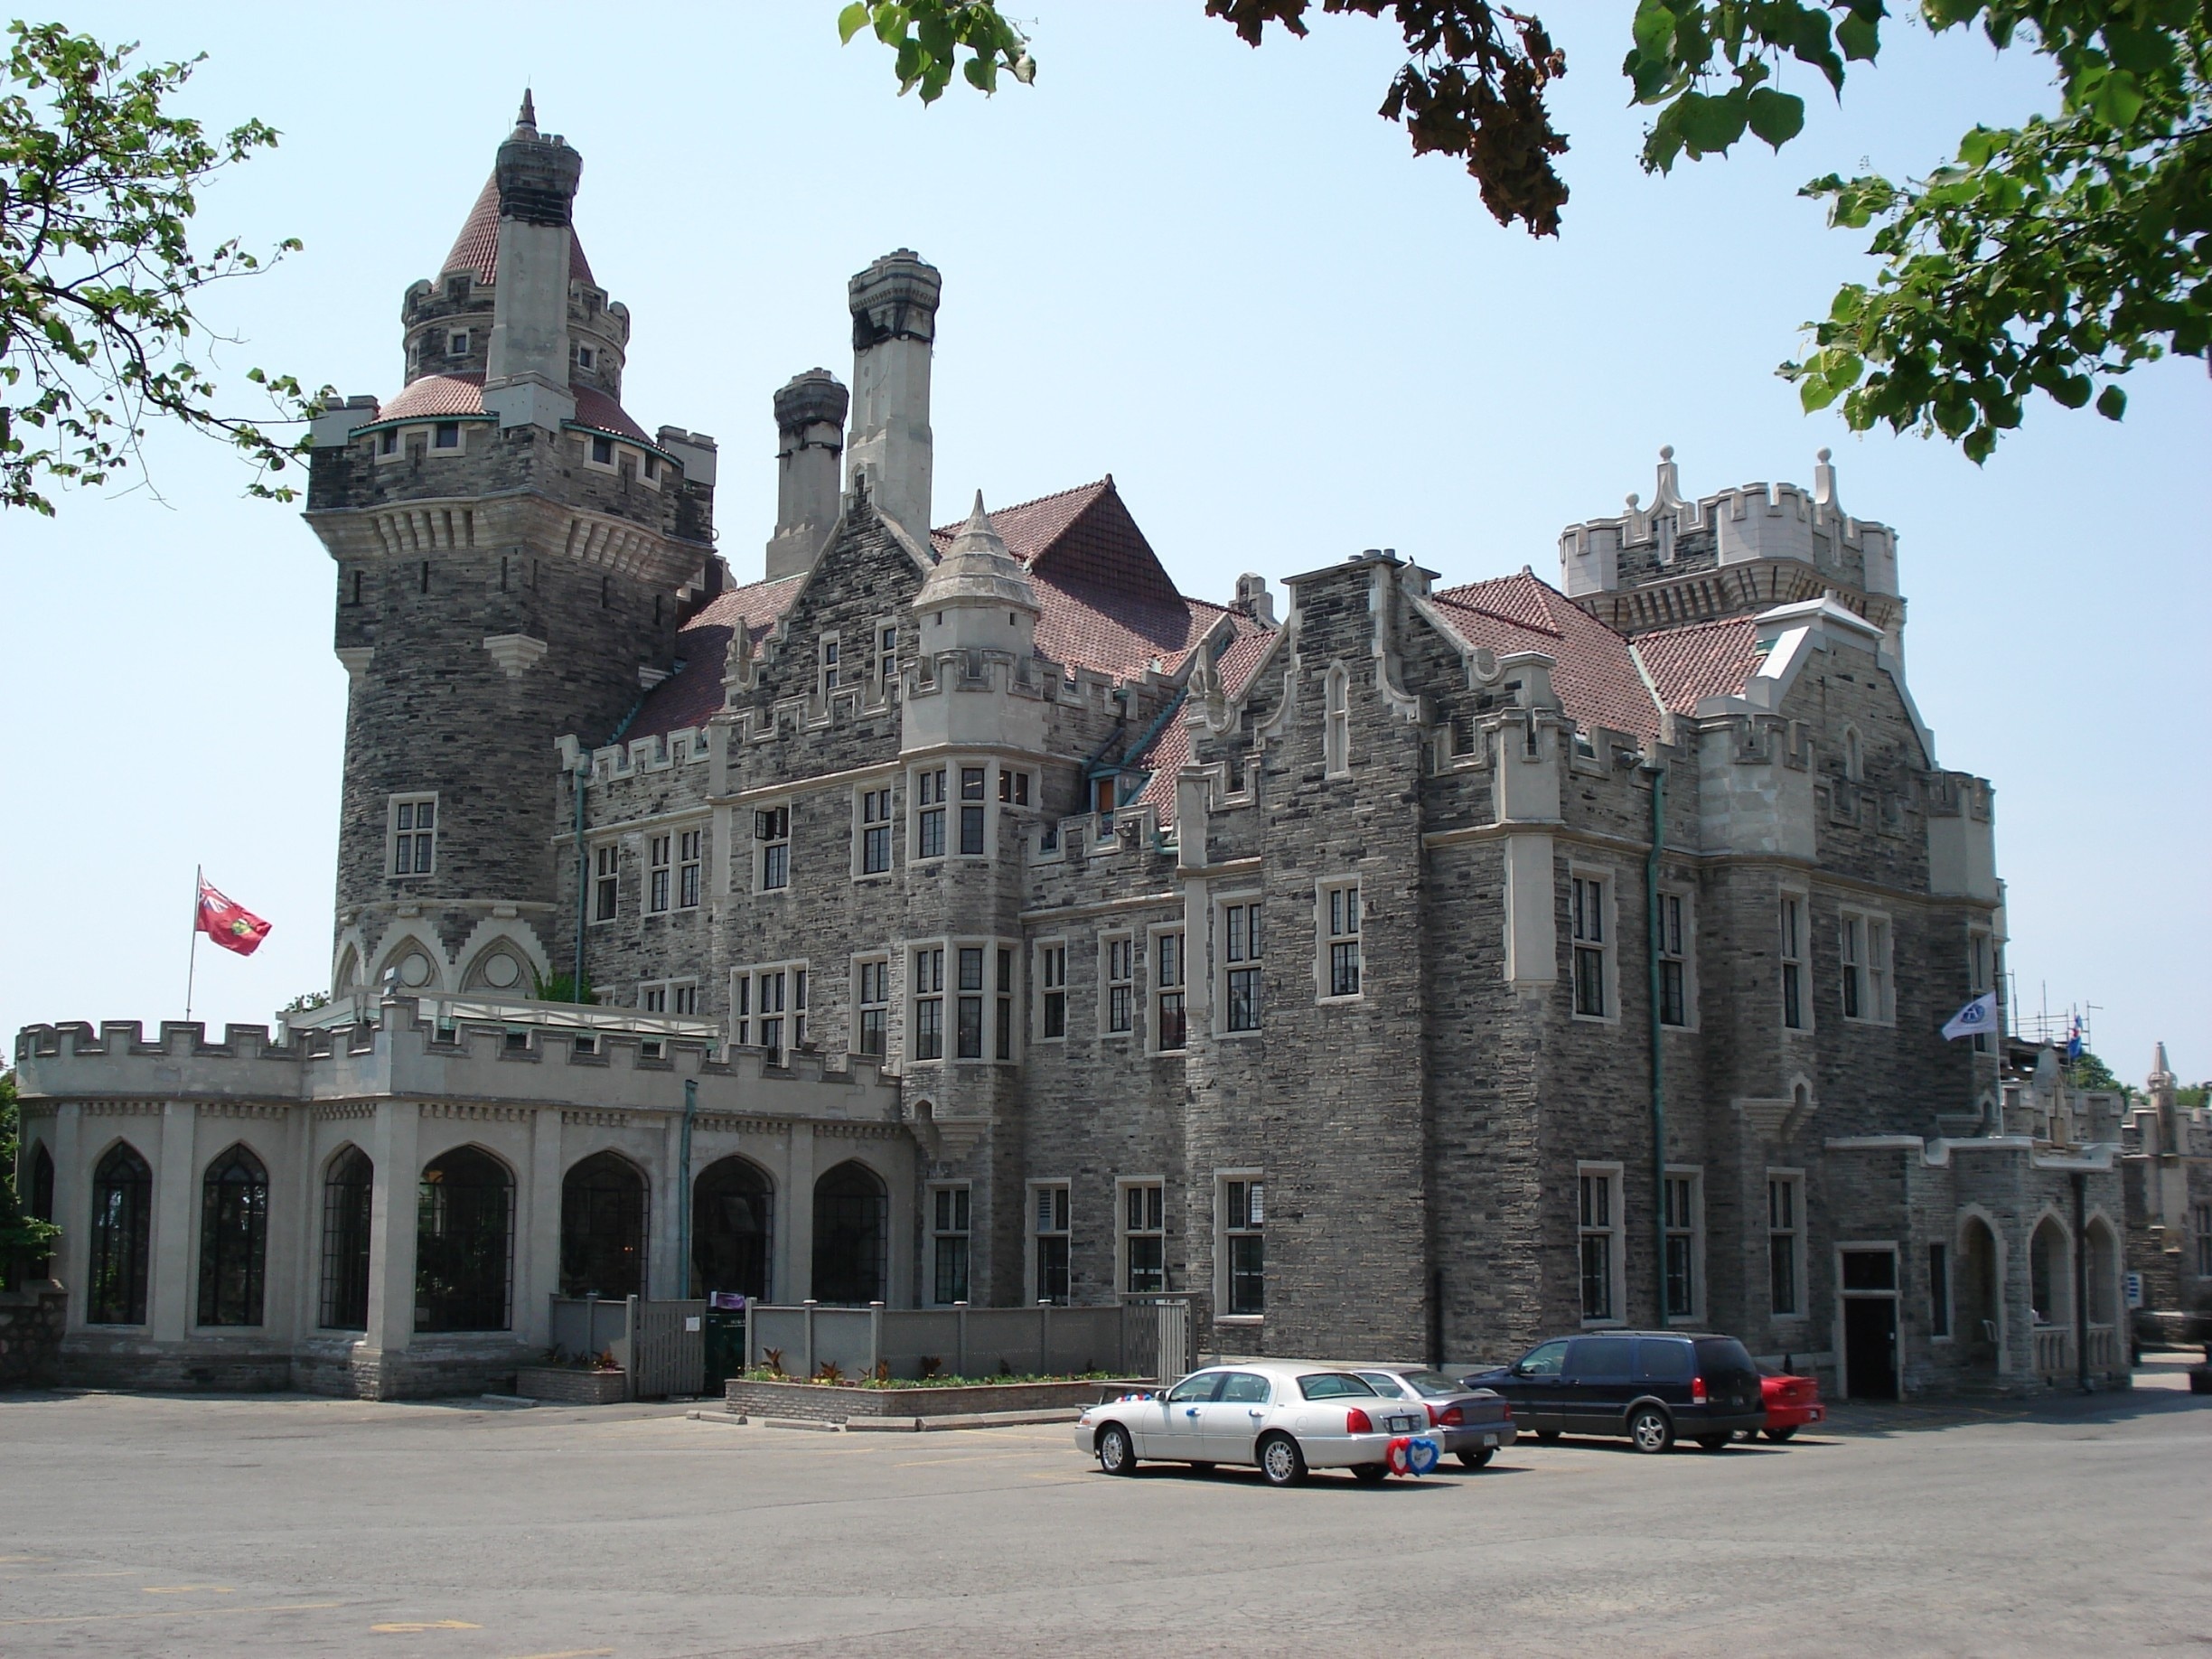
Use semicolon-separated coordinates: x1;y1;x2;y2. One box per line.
483;92;582;427
765;369;849;581
846;249;940;544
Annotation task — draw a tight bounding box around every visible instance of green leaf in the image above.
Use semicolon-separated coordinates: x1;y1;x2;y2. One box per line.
873;4;908;47
1746;89;1804;149
837;3;871;46
1677;90;1748;156
1836;12;1879;62
2095;385;2127;420
2090;69;2144;128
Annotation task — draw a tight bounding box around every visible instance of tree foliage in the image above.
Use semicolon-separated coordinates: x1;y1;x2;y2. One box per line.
0;1071;61;1281
0;22;308;515
839;1;2211;460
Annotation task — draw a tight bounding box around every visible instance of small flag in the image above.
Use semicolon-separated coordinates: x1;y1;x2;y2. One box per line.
1941;992;1997;1042
2066;1016;2084;1064
196;877;272;957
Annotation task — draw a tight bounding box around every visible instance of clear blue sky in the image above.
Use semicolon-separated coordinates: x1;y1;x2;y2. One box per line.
5;3;2205;1087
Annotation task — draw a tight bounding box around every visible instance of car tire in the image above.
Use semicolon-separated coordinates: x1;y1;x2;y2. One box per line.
1534;1429;1561;1444
1627;1406;1674;1455
1257;1432;1308;1487
1457;1448;1495;1470
1352;1462;1389;1484
1696;1434;1731;1452
1096;1423;1137;1476
1764;1427;1797;1443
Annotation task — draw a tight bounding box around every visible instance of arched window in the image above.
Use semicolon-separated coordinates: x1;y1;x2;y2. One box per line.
811;1161;888;1306
197;1145;269;1326
88;1143;152;1325
692;1157;774;1301
29;1143;54;1278
1842;724;1863;782
2029;1216;2070;1326
560;1151;650;1299
1324;663;1350;777
320;1147;374;1331
416;1146;514;1332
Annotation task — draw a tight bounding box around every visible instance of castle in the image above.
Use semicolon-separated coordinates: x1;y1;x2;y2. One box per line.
15;101;2196;1400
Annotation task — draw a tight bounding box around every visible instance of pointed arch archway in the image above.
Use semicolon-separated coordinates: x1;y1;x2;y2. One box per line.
691;1156;774;1302
319;1145;374;1331
197;1143;270;1326
560;1150;650;1299
812;1161;888;1306
416;1145;514;1332
88;1141;152;1325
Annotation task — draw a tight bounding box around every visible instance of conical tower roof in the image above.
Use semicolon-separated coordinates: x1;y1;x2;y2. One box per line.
917;492;1037;613
440;173;596;288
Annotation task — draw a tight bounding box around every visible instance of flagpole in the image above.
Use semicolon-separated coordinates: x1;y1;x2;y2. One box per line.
186;864;202;1023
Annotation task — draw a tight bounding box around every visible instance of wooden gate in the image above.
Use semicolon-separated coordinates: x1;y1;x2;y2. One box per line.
1120;1297;1194;1384
630;1298;707;1399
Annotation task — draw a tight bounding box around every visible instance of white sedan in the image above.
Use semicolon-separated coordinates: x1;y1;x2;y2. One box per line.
1074;1361;1434;1486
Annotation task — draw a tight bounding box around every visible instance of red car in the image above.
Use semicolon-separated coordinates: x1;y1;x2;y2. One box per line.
1758;1366;1823;1441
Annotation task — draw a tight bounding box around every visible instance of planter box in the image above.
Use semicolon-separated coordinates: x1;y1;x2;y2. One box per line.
726;1377;1139;1423
516;1365;629;1405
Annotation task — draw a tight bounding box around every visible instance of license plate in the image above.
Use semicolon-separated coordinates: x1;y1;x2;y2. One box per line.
1807;1407;1824;1421
1482;1434;1497;1448
1385;1415;1418;1433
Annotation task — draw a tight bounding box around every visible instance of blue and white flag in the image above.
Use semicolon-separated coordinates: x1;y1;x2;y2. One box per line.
1942;993;1998;1042
2066;1016;2084;1064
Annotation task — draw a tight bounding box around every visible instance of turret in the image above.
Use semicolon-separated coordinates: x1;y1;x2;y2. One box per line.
916;492;1037;659
764;369;848;580
483;93;584;430
846;250;940;544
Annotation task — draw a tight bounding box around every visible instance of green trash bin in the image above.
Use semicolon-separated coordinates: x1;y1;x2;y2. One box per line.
702;1302;747;1396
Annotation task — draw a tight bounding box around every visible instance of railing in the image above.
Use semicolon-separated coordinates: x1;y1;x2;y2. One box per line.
742;1298;1190;1382
2032;1323;2122;1378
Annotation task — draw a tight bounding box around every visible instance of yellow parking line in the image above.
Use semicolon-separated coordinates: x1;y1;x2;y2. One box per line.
143;1585;235;1594
0;1600;346;1628
505;1649;616;1658
371;1619;483;1633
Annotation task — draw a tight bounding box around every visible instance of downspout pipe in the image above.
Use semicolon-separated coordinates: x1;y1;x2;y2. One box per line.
680;1076;698;1300
571;758;589;1002
1645;762;1668;1325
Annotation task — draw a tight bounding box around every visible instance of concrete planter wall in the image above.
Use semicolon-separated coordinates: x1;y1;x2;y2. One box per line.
726;1377;1137;1422
516;1365;629;1405
0;1282;66;1388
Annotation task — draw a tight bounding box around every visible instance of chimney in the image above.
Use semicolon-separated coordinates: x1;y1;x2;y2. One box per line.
483;93;582;431
765;370;848;581
846;249;940;544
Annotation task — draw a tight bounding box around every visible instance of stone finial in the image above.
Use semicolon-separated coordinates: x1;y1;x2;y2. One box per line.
1653;445;1685;511
916;492;1036;614
1813;445;1840;511
516;89;538;135
724;623;755;693
2150;1040;2173;1088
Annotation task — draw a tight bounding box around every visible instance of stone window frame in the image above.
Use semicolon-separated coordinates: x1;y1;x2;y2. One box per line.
851;951;892;1061
1313;877;1364;1005
873;617;899;691
928;1182;971;1306
1148;923;1188;1056
753;801;792;896
388;792;438;879
819;630;842;699
732;959;807;1059
1778;886;1814;1035
446;328;471;358
1656;885;1698;1030
431;421;463;453
646;832;673;914
1323;660;1351;778
677;826;704;910
590;839;620;924
1032;938;1068;1044
1215;1170;1265;1323
574;342;595;370
1576;1161;1625;1327
1767;1168;1809;1323
1118;1176;1168;1297
637;977;698;1017
1568;863;1619;1025
1840;721;1864;783
1836;904;1896;1026
853;778;896;880
1099;930;1136;1041
910;941;947;1063
911;764;949;864
1927;1240;1953;1343
1215;891;1264;1038
370;425;415;464
1027;1180;1072;1307
957;764;989;858
2193;1204;2211;1279
1662;1165;1704;1325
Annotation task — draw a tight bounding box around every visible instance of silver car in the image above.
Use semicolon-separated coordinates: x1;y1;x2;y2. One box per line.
1354;1367;1518;1468
1074;1361;1435;1486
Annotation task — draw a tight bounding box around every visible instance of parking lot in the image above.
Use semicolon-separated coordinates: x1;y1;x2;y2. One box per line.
1;1360;2206;1657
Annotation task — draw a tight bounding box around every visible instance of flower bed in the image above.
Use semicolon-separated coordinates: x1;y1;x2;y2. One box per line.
516;1364;628;1405
726;1375;1139;1422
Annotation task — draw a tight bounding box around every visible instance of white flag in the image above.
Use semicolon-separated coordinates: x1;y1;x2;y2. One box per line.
1942;992;1998;1042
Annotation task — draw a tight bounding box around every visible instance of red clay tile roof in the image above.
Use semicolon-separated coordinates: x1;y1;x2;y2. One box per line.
442;173;596;287
625;574;806;741
1430;571;1663;740
1631;616;1764;713
1127;613;1276;823
371;372;650;445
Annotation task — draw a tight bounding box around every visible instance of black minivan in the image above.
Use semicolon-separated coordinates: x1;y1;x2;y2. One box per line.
1463;1332;1766;1453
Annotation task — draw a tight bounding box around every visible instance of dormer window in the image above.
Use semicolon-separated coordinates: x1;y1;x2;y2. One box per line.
576;345;595;370
447;330;469;356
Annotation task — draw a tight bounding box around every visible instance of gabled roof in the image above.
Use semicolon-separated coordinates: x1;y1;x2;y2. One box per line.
932;477;1183;610
371;371;651;445
1429;570;1663;740
1630;616;1765;715
1126;613;1278;824
625;574;806;741
441;173;597;288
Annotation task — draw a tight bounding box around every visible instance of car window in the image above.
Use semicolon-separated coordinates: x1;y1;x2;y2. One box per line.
1636;1339;1694;1382
1393;1371;1459;1397
1217;1372;1271;1404
1569;1336;1635;1379
1354;1373;1409;1399
1693;1337;1758;1379
1166;1372;1223;1404
1514;1339;1570;1377
1296;1373;1379;1401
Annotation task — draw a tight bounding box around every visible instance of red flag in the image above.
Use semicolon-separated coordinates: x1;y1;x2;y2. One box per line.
196;877;272;957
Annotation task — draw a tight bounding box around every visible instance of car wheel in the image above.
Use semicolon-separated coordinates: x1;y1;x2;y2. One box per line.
1096;1423;1137;1476
1352;1462;1389;1484
1257;1432;1308;1487
1187;1461;1216;1475
1764;1427;1797;1443
1627;1406;1674;1455
1696;1434;1731;1452
1457;1448;1495;1470
1534;1429;1561;1444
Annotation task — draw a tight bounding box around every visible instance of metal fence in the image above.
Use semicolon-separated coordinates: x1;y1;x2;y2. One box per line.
743;1298;1194;1382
